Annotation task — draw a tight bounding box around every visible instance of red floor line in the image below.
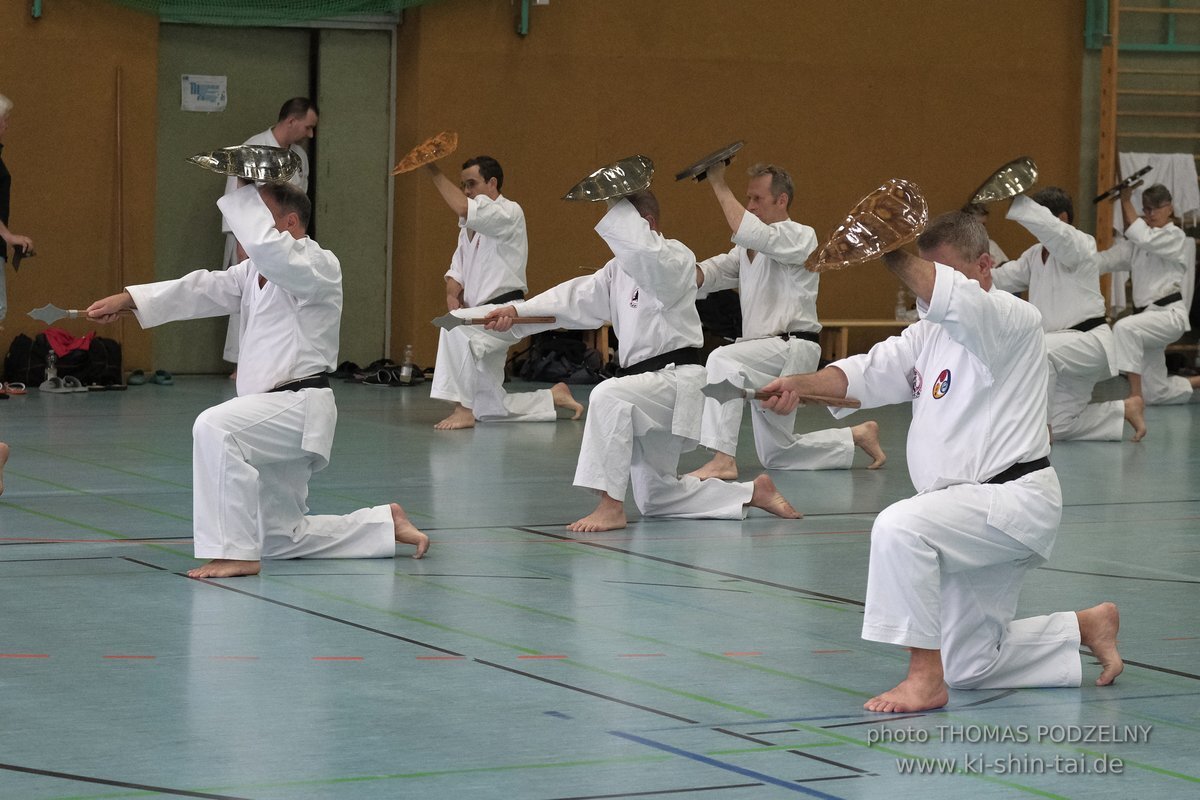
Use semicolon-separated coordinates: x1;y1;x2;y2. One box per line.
812;649;853;654
618;653;666;658
0;653;50;659
1164;637;1198;641
312;656;364;661
103;655;156;660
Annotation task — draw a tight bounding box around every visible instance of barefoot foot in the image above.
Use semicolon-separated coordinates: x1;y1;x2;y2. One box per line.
434;404;476;430
851;421;886;469
686;452;739;481
551;382;584;420
0;441;9;496
1078;602;1123;686
864;678;949;713
187;559;261;578
568;494;626;532
392;502;429;559
1124;396;1146;442
747;473;802;519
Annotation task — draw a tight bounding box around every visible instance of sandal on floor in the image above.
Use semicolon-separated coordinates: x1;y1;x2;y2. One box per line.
63;376;89;393
152;369;174;385
40;376;72;394
2;382;26;395
127;369;147;385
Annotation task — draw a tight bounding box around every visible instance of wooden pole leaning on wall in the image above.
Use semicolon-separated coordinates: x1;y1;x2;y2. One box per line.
1095;0;1122;307
114;66;126;345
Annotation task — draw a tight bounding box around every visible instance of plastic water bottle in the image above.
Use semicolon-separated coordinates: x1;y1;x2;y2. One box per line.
398;344;415;385
46;351;59;380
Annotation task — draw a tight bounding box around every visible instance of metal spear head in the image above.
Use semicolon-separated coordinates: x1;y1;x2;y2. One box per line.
28;303;77;326
431;313;468;331
701;379;753;404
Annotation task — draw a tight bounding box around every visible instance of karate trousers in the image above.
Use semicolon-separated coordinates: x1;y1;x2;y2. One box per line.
1113;303;1194;406
861;473;1083;689
575;365;754;518
429;309;555;422
191;389;396;561
700;337;853;469
1045;328;1123;441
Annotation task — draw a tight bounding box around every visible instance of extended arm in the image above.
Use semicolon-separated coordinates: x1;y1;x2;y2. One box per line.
761;367;850;414
882;248;936;304
424;161;469;218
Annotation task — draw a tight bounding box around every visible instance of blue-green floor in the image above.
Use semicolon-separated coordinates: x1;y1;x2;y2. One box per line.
1;376;1198;799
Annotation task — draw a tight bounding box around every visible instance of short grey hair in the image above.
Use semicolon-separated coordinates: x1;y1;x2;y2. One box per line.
917;211;989;261
1142;183;1173;209
747;163;794;209
0;94;12;118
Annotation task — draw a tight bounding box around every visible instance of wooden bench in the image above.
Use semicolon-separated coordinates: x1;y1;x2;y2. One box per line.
819;319;915;362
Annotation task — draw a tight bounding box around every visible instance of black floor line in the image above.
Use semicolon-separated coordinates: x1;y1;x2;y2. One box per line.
0;761;252;800
516;528;864;606
1039;565;1200;585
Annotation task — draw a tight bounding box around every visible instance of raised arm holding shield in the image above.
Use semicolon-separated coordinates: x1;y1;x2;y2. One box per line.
767;183;1122;713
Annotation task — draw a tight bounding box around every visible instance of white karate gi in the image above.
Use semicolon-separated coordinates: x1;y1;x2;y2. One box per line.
219;127;310;362
994;195;1122;440
696;212;854;468
1095;218;1194;405
512;200;753;518
429;195;552;420
129;185;394;562
831;264;1080;689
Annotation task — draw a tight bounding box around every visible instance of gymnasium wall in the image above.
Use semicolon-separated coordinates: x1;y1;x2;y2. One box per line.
2;0;1085;371
393;0;1086;362
0;0;158;369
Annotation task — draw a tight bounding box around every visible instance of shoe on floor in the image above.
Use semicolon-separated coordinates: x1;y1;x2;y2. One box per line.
153;370;174;385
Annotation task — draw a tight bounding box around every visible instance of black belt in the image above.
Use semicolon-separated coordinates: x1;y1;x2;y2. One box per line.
985;456;1051;485
1133;292;1183;314
780;330;820;344
270;374;331;392
486;289;526;305
615;347;704;377
1069;316;1108;333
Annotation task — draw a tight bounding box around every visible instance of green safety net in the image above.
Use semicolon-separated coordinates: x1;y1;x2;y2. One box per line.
104;0;438;26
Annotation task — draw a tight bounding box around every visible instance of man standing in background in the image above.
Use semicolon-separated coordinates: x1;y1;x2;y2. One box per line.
220;97;319;374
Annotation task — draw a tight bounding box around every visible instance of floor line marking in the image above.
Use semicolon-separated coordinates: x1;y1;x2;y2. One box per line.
0;761;252;799
608;731;844;798
516;527;864;606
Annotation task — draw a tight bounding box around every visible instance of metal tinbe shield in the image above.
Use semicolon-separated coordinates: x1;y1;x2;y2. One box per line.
969;156;1038;205
188;145;302;183
563;155;654;202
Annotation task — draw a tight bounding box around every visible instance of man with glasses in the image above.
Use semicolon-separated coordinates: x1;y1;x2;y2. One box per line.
1096;184;1199;435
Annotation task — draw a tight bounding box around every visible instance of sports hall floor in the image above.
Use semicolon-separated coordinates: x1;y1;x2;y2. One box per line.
1;375;1197;800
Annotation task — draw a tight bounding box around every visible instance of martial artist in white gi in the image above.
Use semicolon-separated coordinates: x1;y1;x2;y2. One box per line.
1095;184;1200;417
688;161;885;481
219;98;317;368
993;189;1133;441
88;182;428;578
763;211;1122;713
484;191;801;532
424;155;582;429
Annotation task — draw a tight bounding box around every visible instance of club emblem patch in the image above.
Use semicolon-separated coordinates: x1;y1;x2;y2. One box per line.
931;368;952;399
911;368;923;398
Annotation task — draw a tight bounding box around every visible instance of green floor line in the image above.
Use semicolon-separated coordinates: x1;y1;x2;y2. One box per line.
8;470;191;522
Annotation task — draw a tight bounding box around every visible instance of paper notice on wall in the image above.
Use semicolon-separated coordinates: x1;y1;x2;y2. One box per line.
181;75;227;112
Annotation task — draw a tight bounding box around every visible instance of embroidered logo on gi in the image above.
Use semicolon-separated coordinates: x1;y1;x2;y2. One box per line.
931;368;952;399
911;368;923;398
629;288;640;308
